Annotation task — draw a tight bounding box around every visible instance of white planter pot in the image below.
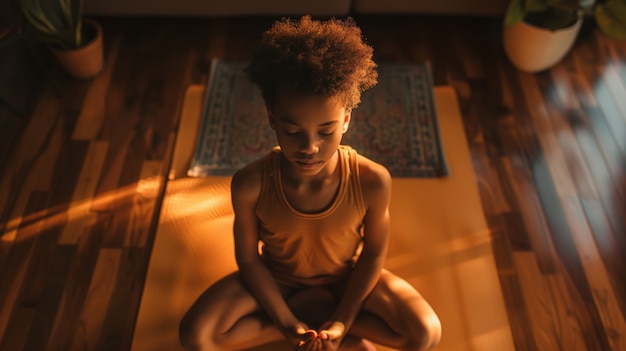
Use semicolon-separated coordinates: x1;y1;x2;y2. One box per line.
503;16;583;73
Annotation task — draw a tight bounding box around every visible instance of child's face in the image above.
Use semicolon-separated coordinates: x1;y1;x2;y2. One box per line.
268;92;350;176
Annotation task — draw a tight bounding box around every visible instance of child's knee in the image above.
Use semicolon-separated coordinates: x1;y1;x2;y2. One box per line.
404;310;441;351
423;311;442;348
178;315;197;349
179;314;209;350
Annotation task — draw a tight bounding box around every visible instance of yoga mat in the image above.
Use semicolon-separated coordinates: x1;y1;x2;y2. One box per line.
133;85;515;351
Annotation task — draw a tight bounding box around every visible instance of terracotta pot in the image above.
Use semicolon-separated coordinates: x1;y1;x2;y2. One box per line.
50;18;104;79
503;15;583;73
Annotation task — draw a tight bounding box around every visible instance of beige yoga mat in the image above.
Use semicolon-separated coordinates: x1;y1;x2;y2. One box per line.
132;85;515;351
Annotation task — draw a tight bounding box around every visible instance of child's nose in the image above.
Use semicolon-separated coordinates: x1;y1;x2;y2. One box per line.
298;134;319;154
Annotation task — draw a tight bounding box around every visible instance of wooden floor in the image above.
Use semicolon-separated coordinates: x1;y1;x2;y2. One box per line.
0;14;625;351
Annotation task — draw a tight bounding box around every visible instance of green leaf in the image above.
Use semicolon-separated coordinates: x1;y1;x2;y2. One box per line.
21;10;52;35
595;0;626;40
21;0;56;33
505;0;526;26
60;0;74;28
20;1;53;33
59;0;82;47
71;0;84;47
39;0;65;32
18;0;85;49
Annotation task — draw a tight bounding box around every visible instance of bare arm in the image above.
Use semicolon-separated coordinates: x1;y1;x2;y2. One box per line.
323;159;392;339
230;163;309;345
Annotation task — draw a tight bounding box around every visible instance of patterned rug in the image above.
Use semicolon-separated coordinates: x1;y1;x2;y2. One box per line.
188;59;448;177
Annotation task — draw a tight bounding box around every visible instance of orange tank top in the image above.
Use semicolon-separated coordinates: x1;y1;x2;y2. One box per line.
256;145;367;288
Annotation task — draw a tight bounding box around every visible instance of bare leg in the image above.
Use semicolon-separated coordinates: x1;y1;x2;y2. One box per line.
179;272;355;351
268;270;438;351
179;269;439;351
338;336;377;351
341;269;442;351
179;272;288;350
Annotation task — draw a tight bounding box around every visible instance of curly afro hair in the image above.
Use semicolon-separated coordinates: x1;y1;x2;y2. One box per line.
244;15;378;111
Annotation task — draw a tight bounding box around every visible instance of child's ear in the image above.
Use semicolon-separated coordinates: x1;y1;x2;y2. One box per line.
343;110;351;133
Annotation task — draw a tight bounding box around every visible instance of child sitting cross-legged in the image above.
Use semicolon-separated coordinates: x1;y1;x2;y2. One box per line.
179;15;442;351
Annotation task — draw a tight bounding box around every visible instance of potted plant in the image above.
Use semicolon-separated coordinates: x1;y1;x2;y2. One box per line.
18;0;104;79
503;0;626;73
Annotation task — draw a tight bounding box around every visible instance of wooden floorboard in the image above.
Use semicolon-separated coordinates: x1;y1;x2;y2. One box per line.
0;14;625;350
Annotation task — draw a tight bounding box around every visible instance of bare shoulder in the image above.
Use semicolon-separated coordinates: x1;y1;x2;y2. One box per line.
356;154;392;205
231;157;265;206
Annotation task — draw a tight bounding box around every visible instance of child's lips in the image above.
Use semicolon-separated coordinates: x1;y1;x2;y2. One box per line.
295;160;322;169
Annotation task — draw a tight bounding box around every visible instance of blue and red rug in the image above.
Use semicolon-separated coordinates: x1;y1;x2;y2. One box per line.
188;59;448;177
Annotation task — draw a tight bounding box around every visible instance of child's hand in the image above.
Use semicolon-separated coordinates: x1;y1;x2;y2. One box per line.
286;323;316;350
317;321;345;350
318;321;345;339
296;331;323;351
294;322;345;350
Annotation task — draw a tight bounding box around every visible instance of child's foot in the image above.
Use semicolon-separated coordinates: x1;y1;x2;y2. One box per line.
298;338;325;351
339;337;376;351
